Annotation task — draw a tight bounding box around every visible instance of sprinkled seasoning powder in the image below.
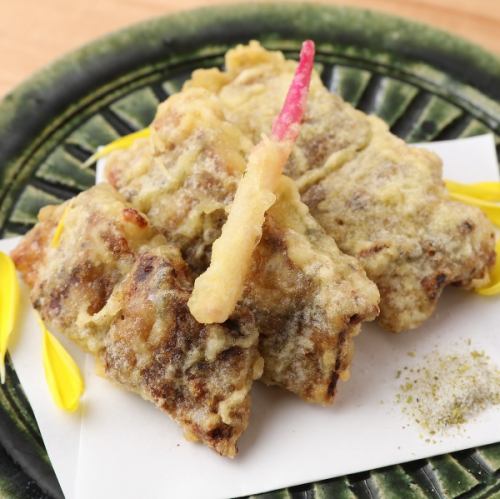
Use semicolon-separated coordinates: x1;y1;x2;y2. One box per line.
396;348;500;436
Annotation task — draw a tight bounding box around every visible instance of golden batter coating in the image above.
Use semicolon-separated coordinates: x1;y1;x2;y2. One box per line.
248;178;378;402
304;118;496;331
106;88;380;404
187;41;496;332
12;184;262;457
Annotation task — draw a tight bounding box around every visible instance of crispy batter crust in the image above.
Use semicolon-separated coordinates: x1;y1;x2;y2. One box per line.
187;41;496;332
106;89;379;404
12;184;261;457
248;178;378;403
307;117;496;331
11;204;58;289
105;249;260;456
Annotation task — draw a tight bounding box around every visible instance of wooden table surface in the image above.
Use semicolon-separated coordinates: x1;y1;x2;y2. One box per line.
1;0;499;98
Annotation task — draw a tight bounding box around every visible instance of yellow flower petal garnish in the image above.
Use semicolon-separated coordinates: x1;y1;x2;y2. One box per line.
0;252;19;384
83;128;151;167
37;315;84;412
445;180;500;202
477;281;500;296
476;240;500;296
50;204;71;248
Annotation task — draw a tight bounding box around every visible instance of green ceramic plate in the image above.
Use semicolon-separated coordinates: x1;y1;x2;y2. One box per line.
0;4;499;498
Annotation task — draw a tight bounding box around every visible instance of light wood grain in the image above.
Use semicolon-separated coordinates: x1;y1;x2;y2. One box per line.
1;0;499;97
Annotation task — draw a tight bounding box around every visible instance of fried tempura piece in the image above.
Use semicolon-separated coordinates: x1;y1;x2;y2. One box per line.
189;40;315;324
248;177;378;402
106;88;379;404
187;41;496;332
306;119;496;331
107;90;252;274
12;184;262;457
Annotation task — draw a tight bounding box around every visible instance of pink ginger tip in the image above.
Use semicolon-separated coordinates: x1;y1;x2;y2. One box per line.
271;40;316;143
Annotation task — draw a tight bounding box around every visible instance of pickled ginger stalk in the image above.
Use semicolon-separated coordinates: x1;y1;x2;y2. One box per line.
188;40;315;324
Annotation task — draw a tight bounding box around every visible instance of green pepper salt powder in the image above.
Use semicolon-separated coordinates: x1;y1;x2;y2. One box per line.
396;348;500;436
